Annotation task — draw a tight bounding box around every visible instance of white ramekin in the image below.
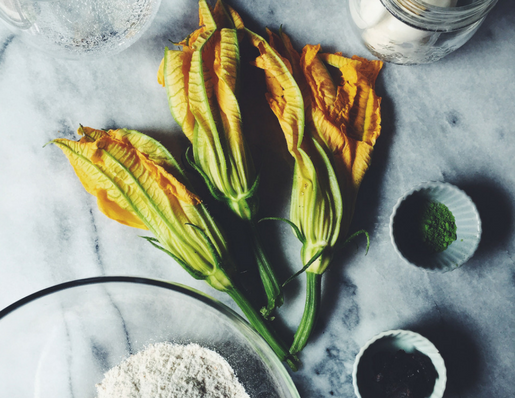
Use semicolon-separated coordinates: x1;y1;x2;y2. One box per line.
389;181;481;272
352;329;446;398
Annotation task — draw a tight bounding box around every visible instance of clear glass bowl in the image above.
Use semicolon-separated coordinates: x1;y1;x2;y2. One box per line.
349;0;498;64
0;276;300;398
0;0;162;59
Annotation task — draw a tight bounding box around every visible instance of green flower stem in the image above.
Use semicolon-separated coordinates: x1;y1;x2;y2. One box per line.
249;221;284;319
289;271;321;355
227;285;299;371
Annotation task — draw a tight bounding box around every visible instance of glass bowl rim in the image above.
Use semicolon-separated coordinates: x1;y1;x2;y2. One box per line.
0;276;300;397
0;276;228;319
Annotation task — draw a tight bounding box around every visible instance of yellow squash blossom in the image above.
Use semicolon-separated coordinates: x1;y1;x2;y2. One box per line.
250;28;382;354
51;126;299;370
302;45;382;243
249;29;342;275
158;0;256;220
158;0;283;318
52;126;233;289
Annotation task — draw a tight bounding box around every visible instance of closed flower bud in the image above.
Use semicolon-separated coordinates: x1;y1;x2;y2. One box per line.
52;126;233;291
158;0;257;221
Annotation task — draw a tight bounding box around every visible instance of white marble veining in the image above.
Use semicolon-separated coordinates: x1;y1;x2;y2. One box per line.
1;0;514;397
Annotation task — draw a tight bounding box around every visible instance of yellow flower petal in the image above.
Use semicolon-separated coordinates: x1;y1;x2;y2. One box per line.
188;31;219;138
213;28;252;190
225;3;244;29
247;29;304;160
198;0;217;31
54;134;148;230
302;44;337;112
162;47;196;142
188;30;231;193
319;52;382;146
157;57;165;87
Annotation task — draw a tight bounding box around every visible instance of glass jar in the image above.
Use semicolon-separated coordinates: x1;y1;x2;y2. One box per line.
349;0;498;64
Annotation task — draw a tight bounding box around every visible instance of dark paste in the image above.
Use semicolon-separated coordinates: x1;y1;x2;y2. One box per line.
372;349;437;398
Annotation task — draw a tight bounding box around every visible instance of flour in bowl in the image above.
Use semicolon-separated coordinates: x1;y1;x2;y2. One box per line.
96;342;250;398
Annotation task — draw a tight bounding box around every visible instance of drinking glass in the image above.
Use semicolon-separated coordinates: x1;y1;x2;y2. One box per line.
0;0;162;59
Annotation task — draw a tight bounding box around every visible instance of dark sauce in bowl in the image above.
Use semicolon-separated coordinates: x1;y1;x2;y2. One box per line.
372;350;437;398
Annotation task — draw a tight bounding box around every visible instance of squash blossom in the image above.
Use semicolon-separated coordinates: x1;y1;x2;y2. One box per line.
250;28;382;354
51;126;299;370
302;45;382;242
157;0;283;318
157;0;255;221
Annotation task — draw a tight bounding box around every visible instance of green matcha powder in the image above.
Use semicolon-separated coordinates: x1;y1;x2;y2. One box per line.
418;202;457;253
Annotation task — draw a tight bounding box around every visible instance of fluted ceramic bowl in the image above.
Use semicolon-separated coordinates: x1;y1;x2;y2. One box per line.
390;181;481;272
352;329;446;398
0;276;299;398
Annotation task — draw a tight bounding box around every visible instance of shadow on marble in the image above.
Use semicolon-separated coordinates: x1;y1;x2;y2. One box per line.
452;177;514;266
439;0;515;65
138;126;187;158
239;35;298;285
223;0;278;37
351;71;396;235
473;0;515;39
403;314;481;397
237;38;306;343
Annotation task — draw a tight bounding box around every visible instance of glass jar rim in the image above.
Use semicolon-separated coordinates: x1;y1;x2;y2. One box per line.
380;0;498;32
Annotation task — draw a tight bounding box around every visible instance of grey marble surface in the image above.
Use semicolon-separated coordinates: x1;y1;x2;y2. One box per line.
1;0;514;397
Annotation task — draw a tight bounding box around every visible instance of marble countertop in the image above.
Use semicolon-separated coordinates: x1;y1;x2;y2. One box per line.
1;0;514;396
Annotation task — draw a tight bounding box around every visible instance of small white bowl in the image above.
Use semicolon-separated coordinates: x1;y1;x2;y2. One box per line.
390;181;481;272
352;329;446;398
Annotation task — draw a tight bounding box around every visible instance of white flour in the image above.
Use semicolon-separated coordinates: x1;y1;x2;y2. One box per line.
95;342;251;398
